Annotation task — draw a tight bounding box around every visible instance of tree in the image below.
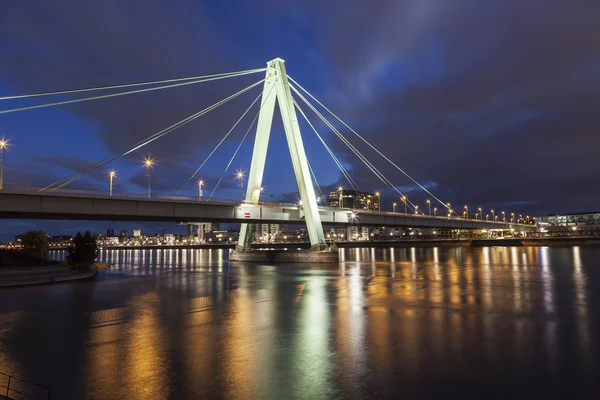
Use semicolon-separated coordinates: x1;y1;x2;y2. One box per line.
21;230;49;260
67;231;98;267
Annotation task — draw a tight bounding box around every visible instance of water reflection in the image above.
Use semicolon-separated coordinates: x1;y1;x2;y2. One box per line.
0;246;597;399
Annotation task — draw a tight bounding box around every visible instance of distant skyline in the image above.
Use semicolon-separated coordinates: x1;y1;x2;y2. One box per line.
1;1;599;241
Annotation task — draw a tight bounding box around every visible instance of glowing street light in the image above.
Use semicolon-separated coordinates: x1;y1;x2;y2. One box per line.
478;207;482;220
415;205;419;214
491;209;495;221
511;212;515;223
198;179;204;201
393;202;397;213
236;170;245;201
502;211;506;222
464;205;469;219
338;185;343;208
0;138;8;191
108;170;116;197
434;207;438;216
426;199;431;215
486;214;489;221
402;196;407;214
375;191;381;213
144;157;154;199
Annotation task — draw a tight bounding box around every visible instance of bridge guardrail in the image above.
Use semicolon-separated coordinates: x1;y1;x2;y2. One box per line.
0;371;51;400
0;184;240;206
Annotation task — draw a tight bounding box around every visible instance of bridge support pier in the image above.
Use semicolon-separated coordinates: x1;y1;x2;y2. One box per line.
236;57;328;255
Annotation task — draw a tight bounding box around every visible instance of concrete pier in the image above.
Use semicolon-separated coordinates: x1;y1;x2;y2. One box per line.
230;249;339;263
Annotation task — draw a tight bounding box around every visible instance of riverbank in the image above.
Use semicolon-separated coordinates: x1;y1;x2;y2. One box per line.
0;250;96;288
43;237;600;252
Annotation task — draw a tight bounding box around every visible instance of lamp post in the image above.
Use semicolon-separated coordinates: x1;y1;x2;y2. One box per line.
144;157;154;199
402;196;407;214
447;203;451;217
393;202;397;213
486;214;489;221
338;186;343;209
478;208;482;220
109;170;116;197
491;209;495;221
464;205;469;219
0;138;7;191
375;191;381;213
511;212;515;223
236;170;245;201
502;211;506;222
415;205;419;215
426;199;431;215
434;207;437;216
198;179;204;201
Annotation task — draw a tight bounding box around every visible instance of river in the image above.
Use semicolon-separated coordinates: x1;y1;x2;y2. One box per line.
0;246;599;399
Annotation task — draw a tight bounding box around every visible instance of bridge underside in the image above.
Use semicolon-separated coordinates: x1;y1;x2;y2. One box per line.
0;193;536;231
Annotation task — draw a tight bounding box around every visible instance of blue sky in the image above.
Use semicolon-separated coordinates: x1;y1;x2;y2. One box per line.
1;0;599;240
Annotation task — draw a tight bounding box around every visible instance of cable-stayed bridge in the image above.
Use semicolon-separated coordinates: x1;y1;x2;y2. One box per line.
0;58;536;255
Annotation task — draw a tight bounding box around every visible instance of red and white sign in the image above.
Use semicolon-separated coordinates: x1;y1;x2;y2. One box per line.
244;212;251;218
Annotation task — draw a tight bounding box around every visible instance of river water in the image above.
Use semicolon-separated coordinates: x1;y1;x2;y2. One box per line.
0;246;599;399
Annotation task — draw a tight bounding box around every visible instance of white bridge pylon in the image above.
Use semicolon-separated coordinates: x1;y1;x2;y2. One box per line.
237;58;327;250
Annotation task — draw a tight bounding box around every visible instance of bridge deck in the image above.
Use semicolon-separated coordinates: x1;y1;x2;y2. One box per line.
0;186;535;231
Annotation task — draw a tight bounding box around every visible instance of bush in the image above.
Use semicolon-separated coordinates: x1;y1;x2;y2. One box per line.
67;231;98;267
21;230;49;260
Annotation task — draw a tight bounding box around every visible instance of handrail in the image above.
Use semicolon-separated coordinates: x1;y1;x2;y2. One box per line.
0;371;51;399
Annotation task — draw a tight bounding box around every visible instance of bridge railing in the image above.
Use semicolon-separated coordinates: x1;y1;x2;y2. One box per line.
0;371;51;400
317;205;535;227
0;184;240;205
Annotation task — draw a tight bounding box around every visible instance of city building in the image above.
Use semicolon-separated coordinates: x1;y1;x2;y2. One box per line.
537;211;600;236
326;189;380;211
119;230;128;242
133;229;141;237
205;229;239;244
255;224;288;243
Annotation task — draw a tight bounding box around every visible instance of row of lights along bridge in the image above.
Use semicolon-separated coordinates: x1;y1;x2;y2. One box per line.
0;144;534;225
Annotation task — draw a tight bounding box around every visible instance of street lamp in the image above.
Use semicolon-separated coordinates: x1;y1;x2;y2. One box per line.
415;205;419;214
502;211;506;222
511;212;515;223
338;185;343;208
464;205;469;219
491;209;495;221
144;157;154;199
198;179;204;201
478;208;482;220
434;207;437;216
402;196;407;214
109;170;116;197
426;199;431;216
486;214;489;221
375;191;381;213
393;202;397;213
0;138;7;191
236;170;245;201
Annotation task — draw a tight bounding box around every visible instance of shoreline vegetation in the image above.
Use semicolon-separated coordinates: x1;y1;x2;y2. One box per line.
0;230;99;288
